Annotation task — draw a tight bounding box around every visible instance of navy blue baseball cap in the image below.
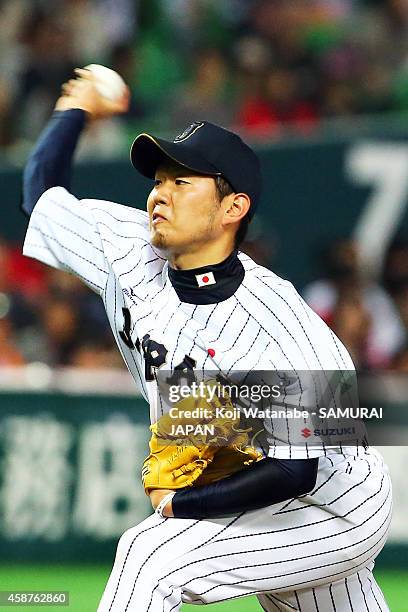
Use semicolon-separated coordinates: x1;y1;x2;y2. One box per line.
130;121;262;219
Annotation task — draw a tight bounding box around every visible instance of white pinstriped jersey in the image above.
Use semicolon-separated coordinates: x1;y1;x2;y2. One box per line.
97;449;391;611
23;186;355;459
24;187;392;612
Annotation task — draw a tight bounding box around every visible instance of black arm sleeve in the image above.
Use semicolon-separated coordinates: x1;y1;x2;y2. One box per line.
172;457;319;519
21;109;87;217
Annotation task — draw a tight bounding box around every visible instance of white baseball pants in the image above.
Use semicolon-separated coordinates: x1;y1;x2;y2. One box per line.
98;449;392;612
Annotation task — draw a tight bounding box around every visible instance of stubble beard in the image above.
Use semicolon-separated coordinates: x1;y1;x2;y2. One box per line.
151;230;167;250
150;202;220;254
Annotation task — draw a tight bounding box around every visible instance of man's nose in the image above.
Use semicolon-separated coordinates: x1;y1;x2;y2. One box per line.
154;181;172;205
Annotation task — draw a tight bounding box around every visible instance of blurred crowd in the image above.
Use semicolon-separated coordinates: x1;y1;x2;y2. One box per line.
2;234;408;372
1;0;408;161
303;238;408;372
0;238;123;369
1;0;408;373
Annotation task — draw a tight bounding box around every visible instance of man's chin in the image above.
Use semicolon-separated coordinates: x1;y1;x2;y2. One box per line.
151;230;170;251
150;229;191;256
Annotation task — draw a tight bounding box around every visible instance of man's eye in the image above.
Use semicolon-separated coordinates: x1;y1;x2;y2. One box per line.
154;179;162;186
175;179;189;185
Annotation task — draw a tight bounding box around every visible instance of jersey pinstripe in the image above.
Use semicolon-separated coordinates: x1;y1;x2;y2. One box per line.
24;186;358;457
23;186;391;611
97;449;391;611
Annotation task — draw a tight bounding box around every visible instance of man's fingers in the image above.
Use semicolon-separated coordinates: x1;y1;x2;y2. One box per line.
61;78;79;95
74;67;93;80
57;72;130;118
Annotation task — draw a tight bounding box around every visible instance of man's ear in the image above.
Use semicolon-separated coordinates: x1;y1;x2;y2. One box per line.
223;193;251;227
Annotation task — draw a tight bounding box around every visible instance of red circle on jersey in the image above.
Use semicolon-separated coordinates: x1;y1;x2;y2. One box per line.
207;348;216;358
202;275;209;283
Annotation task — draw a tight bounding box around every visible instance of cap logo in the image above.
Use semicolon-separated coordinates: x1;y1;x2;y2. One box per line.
195;271;216;287
174;122;205;143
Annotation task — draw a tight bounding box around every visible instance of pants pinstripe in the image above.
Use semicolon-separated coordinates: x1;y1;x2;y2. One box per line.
98;449;392;611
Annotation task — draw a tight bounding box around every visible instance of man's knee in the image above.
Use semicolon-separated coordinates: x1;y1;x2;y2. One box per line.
117;524;139;552
115;519;158;566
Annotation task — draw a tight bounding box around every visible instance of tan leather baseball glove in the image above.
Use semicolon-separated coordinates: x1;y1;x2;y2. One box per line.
142;381;263;493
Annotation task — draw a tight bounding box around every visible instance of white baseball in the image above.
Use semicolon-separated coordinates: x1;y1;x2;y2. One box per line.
83;64;127;102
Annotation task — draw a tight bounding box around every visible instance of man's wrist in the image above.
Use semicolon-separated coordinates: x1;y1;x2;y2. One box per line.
155;492;175;518
53;104;90;121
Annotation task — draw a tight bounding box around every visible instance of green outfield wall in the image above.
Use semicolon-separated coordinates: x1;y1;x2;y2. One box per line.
0;381;407;565
0;391;151;563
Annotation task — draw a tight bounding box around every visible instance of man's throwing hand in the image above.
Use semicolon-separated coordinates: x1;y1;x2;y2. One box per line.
55;68;130;119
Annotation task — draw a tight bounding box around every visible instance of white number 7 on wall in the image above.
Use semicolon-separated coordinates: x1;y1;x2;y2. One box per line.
346;143;408;279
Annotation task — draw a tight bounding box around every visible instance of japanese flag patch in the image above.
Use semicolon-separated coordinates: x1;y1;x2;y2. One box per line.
195;272;216;287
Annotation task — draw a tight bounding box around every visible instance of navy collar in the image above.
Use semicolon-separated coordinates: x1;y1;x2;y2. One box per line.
168;250;245;304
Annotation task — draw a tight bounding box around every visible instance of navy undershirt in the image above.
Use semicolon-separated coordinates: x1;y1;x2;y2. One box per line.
172;457;319;519
21;109;319;519
22;109;86;217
